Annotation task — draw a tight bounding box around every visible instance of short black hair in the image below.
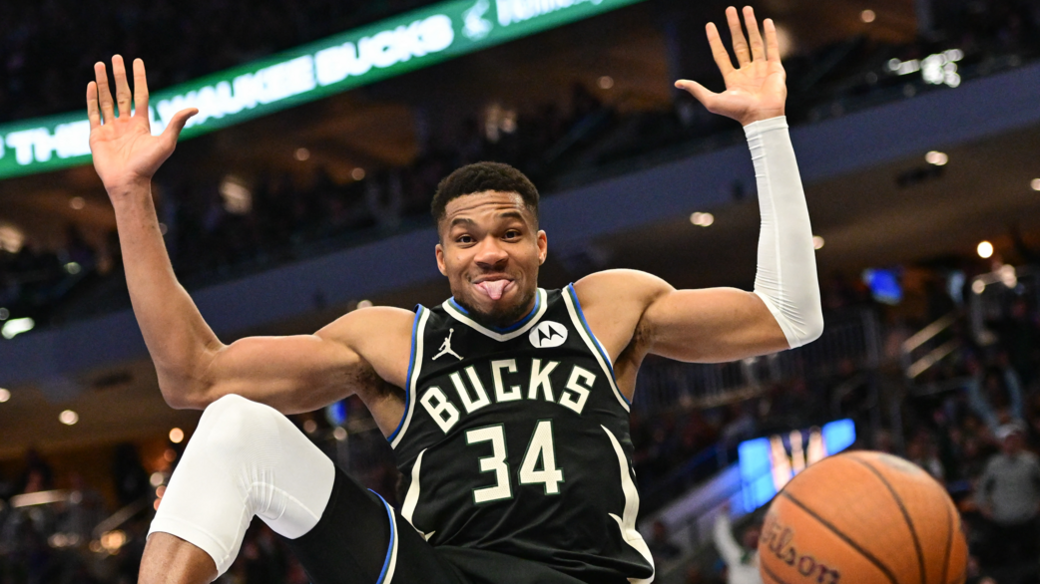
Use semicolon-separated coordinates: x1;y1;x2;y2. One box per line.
431;162;539;225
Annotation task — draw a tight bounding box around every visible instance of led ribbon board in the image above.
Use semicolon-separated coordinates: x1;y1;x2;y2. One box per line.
0;0;643;181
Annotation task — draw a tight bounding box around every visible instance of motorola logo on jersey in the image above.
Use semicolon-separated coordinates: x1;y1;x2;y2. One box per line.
529;321;567;348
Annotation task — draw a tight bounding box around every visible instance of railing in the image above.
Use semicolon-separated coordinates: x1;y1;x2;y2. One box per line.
971;264;1040;342
901;311;963;380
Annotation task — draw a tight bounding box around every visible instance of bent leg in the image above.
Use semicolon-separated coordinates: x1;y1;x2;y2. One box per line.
143;394;335;582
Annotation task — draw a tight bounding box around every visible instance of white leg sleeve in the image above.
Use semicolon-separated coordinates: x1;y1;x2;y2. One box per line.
746;116;824;349
148;394;335;576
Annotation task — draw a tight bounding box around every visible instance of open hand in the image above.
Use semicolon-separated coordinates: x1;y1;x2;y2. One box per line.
87;56;197;196
675;6;787;126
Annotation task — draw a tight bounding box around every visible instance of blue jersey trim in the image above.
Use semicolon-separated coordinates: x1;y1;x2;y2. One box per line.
567;284;631;406
388;306;423;443
370;490;397;584
448;291;540;333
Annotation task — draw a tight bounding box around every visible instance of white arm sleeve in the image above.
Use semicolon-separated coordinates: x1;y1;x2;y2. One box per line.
712;511;743;567
745;116;823;349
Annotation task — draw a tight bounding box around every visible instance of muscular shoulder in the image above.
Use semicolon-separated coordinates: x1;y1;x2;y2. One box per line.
316;306;416;388
572;270;673;359
574;270;673;323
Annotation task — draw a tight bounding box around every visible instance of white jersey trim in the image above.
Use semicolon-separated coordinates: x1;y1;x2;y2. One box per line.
390;308;431;450
602;425;655;583
400;448;427;537
442;288;549;342
562;289;631;412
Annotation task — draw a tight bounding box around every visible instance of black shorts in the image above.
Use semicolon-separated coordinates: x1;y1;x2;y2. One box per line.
283;469;586;584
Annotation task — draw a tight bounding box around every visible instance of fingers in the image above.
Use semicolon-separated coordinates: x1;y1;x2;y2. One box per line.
133;59;150;119
675;80;718;111
86;81;101;129
112;55;133;119
764;18;781;63
743;6;765;62
725;6;751;67
161;108;199;146
705;23;735;76
94;62;116;124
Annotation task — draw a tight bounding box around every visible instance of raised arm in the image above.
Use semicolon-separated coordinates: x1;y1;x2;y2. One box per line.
87;57;410;415
577;7;820;381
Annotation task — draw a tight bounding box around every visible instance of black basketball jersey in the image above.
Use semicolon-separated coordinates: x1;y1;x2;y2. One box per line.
387;286;655;584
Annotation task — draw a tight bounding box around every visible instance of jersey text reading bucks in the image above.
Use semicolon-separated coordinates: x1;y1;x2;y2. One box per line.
388;287;654;584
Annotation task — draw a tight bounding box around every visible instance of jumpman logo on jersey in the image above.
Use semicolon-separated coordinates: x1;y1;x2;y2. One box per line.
433;328;463;361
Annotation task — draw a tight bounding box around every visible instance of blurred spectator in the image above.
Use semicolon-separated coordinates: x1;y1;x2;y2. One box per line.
975;423;1040;568
647;520;681;564
712;508;761;584
112;443;150;506
966;359;1025;433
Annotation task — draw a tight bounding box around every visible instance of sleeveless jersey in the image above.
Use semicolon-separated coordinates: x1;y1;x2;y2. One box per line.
388;286;655;584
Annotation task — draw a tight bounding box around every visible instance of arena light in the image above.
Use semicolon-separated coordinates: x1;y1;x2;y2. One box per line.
69;196;86;210
351;168;366;181
812;236;825;250
333;427;348;441
295;147;311;161
65;262;81;275
59;410;79;425
977;241;994;259
925;151;948;166
860;9;876;23
0;308;8;320
169;427;185;443
0;0;647;181
999;264;1017;288
219;176;252;214
886;49;962;88
2;317;34;339
0;224;25;253
1032;178;1040;191
689;212;714;227
149;472;165;487
598;76;614;90
0;388;10;403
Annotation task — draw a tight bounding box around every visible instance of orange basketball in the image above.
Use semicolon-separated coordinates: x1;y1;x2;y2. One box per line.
758;450;968;584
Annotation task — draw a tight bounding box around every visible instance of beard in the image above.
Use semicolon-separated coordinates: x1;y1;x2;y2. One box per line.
454;286;537;329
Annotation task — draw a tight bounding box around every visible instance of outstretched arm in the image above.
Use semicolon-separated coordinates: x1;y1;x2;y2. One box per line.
87;57;407;414
578;7;820;370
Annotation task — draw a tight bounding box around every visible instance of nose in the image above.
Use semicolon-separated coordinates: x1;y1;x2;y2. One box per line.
474;235;508;269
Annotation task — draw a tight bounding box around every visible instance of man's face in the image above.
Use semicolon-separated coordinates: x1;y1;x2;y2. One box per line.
436;191;547;327
1002;432;1024;456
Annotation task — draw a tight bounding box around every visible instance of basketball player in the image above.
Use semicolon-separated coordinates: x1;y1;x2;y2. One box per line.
86;6;820;584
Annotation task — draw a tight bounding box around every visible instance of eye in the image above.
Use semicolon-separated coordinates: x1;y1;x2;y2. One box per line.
504;229;521;239
456;234;475;244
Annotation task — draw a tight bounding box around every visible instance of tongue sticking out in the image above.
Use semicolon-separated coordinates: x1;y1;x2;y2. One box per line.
477;280;510;300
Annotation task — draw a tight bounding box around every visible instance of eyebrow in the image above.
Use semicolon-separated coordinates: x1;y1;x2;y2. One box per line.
498;211;525;221
448;211;526;230
449;217;477;229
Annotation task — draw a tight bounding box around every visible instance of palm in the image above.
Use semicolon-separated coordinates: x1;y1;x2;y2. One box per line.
87;56;196;195
676;7;787;126
716;59;786;123
91;114;167;186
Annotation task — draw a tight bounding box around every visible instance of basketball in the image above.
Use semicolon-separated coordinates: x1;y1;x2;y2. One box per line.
758;450;968;584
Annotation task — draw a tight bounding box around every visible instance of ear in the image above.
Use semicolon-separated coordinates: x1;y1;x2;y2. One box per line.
537;230;548;265
435;243;447;276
